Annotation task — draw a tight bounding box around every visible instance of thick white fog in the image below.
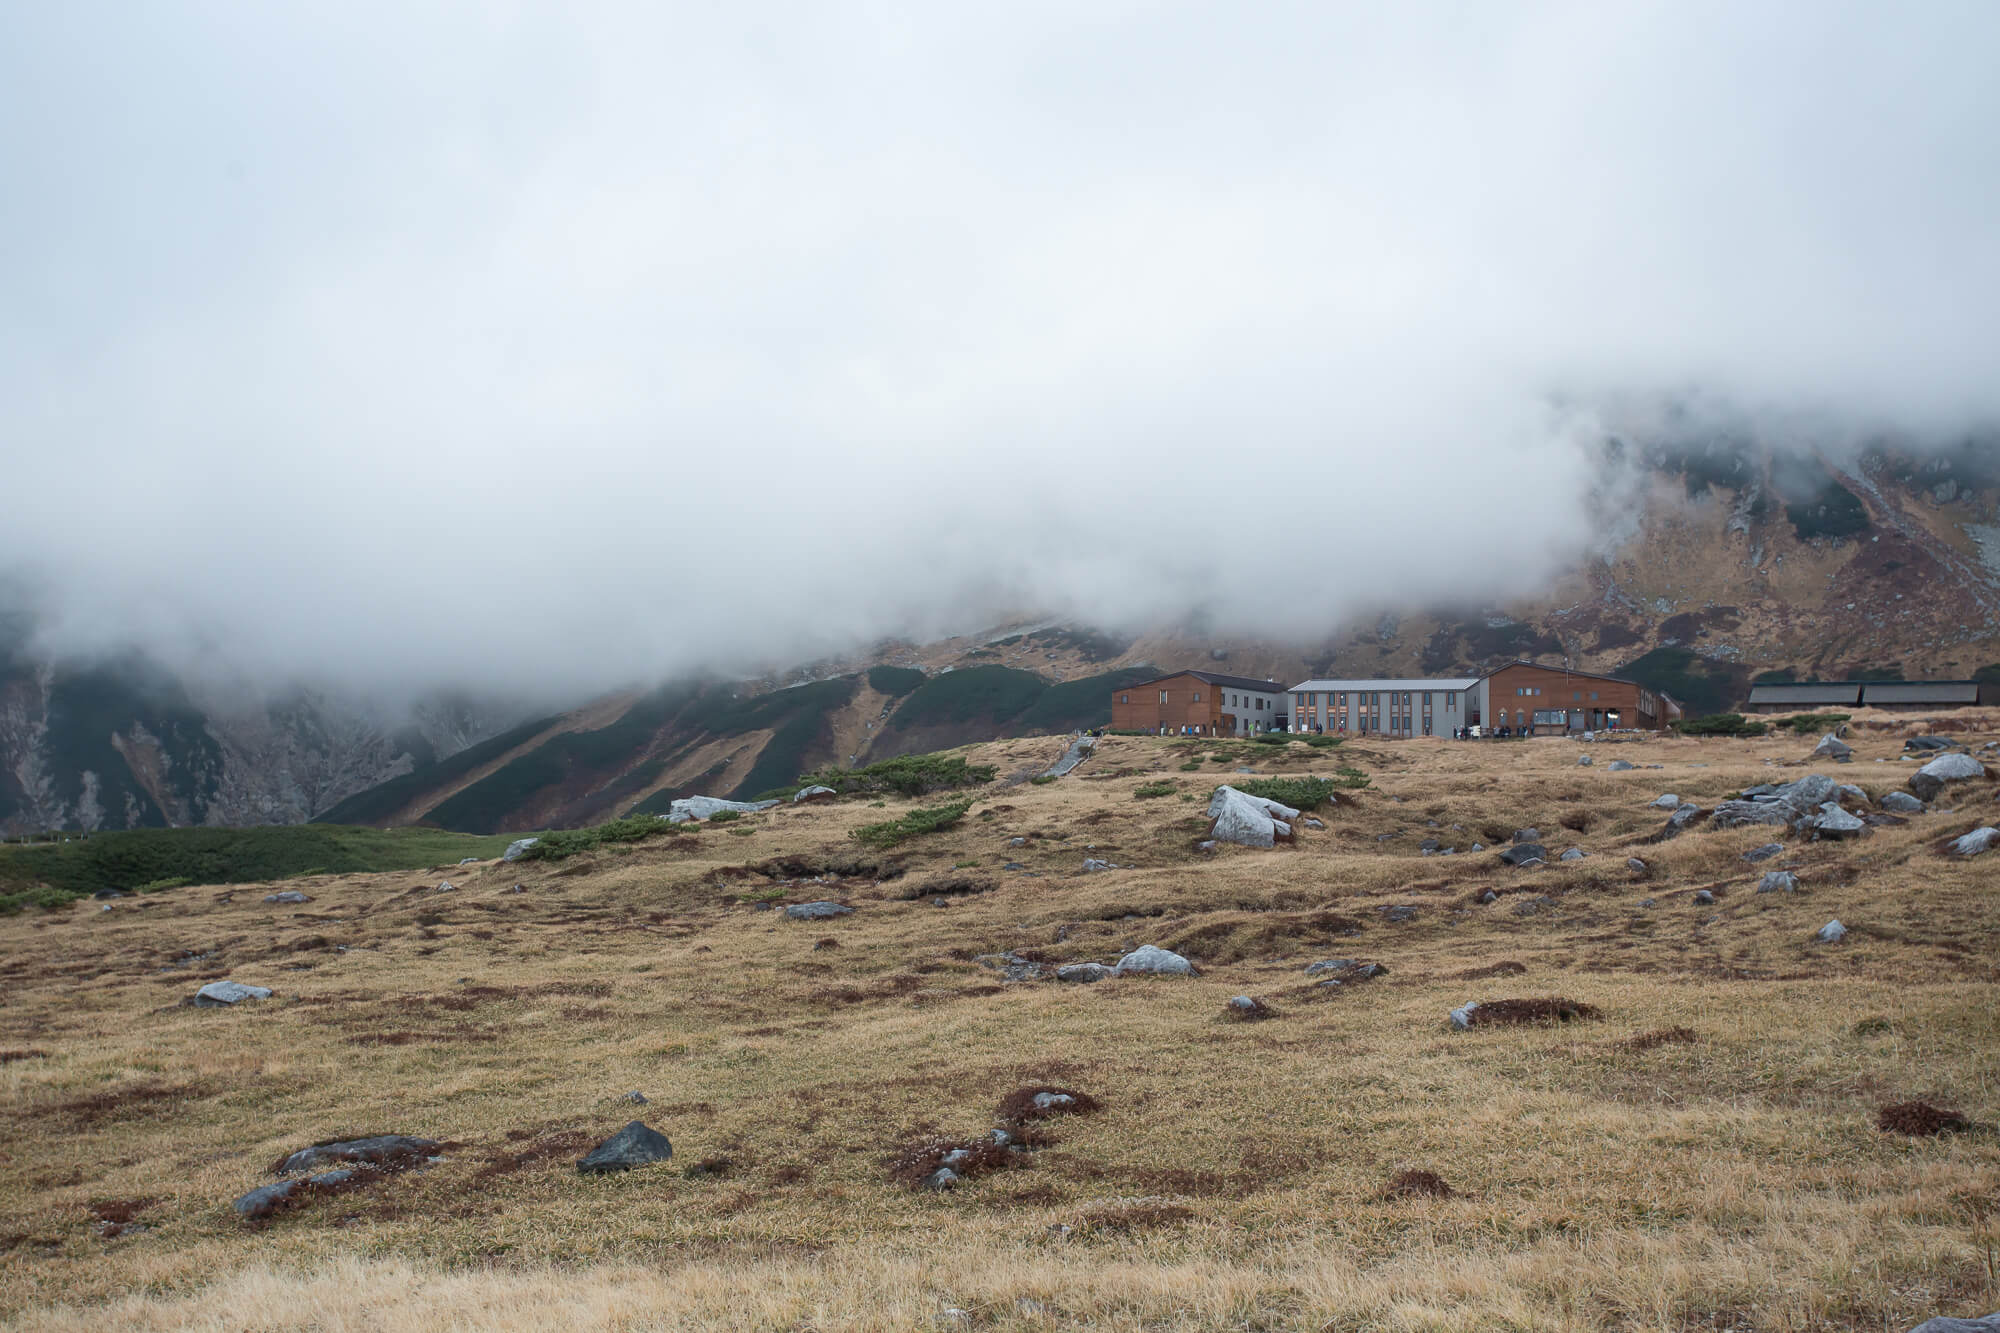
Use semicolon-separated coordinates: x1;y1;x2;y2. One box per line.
3;2;1996;694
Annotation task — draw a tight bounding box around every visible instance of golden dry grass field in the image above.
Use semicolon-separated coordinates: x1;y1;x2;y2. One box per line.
3;717;1998;1331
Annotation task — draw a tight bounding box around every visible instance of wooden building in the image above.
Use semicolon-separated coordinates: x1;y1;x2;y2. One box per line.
1472;660;1680;734
1110;671;1288;737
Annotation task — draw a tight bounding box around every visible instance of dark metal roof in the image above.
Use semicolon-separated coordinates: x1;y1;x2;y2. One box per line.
1862;682;1981;704
1748;682;1864;705
1124;670;1285;694
1479;660;1645;689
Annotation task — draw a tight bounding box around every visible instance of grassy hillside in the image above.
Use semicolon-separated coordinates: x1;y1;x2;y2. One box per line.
1010;666;1157;733
0;823;519;910
2;718;1996;1329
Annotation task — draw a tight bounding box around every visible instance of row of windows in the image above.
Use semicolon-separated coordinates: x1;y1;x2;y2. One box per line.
1118;691;1267;710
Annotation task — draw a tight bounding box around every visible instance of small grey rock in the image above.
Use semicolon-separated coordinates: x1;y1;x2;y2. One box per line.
1055;962;1114;983
577;1121;673;1174
502;837;541;862
1639;897;1656;908
1577;754;1593;766
1949;827;2000;857
1742;843;1785;864
1511;828;1540;844
923;1167;960;1191
1692;889;1715;905
1450;1002;1480;1030
1479;889;1497;904
1626;857;1649;872
1758;871;1797;893
784;901;853;920
1879;791;1925;813
1228;995;1258;1012
1813;734;1853;761
1499;844;1547;867
264;891;312;904
1649;794;1681;809
277;1135;441;1175
457;857;481;865
1114;945;1195;976
1817;919;1848;944
1905;1312;2000;1333
192;980;273;1007
1559;847;1586;862
623;1091;649;1104
1608;759;1635;771
1081;858;1114;873
1302;958;1360;976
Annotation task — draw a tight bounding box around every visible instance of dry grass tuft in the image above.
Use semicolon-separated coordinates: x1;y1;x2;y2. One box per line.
1381;1169;1454;1199
1466;997;1601;1026
1222;996;1277;1022
1072;1196;1195;1232
1625;1025;1700;1050
1450;960;1528;981
1876;1100;1971;1137
995;1086;1101;1124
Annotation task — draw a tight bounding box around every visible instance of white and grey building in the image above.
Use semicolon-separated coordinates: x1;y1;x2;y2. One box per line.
1286;678;1478;738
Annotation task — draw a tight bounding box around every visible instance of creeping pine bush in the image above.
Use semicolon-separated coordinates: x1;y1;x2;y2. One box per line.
801;753;997;799
521;816;675;861
1777;712;1852;735
1252;734;1291;746
1133;781;1177;799
1673;713;1770;738
1232;773;1367;809
1304;735;1342;748
851;799;975;850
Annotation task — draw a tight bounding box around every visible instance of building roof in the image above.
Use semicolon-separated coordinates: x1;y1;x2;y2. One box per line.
1861;681;1982;704
1286;678;1479;693
1478;660;1648;688
1748;682;1864;705
1123;670;1286;694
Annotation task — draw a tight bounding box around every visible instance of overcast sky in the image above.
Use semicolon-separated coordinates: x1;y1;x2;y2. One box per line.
3;2;1996;696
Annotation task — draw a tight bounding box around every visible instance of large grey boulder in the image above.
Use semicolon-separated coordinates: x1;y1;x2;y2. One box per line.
277;1135;441;1175
502;837;540;862
784;901;852;920
791;785;837;804
1880;791;1926;813
1607;759;1635;772
1649;794;1681;809
1205;786;1299;849
1950;827;2000;857
577;1121;673;1173
1910;754;1988;802
1903;735;1958;753
1907;1314;2000;1333
1813;734;1853;761
1713;774;1843;829
193;981;273;1008
666;796;780;823
1114;945;1196;976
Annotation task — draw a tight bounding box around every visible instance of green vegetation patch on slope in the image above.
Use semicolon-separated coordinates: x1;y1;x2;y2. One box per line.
1672;713;1771;737
316;713;565;826
1786;479;1870;541
866;666;926;697
1232;773;1368;810
519;816;683;862
888;666;1049;730
702;677;859;801
1011;668;1157;734
0;824;519;912
851;799;974;850
800;753;997;799
1620;646;1747;717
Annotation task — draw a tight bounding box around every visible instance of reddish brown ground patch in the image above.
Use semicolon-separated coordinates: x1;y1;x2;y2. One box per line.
1466;997;1601;1026
1626;1026;1699;1050
1074;1198;1195;1232
1382;1169;1454;1199
86;1197;157;1237
1222;997;1277;1022
38;1080;208;1130
885;1134;1022;1190
811;937;841;950
1877;1100;1970;1136
474;1130;596;1181
996;1086;1101;1124
1450;961;1527;981
0;1050;49;1064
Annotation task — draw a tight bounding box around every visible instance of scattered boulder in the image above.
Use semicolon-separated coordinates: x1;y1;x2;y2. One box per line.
234;1169;370;1221
1758;871;1798;893
922;1167;960;1191
1817;919;1848;944
1626;857;1649;872
1813;734;1853;761
976;952;1045;982
1837;784;1869;804
1511;828;1540;844
1577;754;1593;767
784;901;852;921
434;881;455;893
1205;786;1299;849
1905;1314;2000;1333
1649;794;1681;809
502;837;540;862
263;891;311;905
1903;735;1957;753
1742;843;1785;863
1449;1002;1480;1030
1910;753;1988;802
275;1135;441;1175
1713;774;1841;829
1692;889;1715;905
666;796;780;823
1811;803;1867;839
791;785;837;804
1657;805;1710;839
1114;945;1196;977
1607;759;1635;772
192;981;273;1008
623;1091;649;1104
1080;858;1116;873
1498;844;1547;867
1880;791;1926;813
576;1122;673;1174
1950;827;2000;857
1056;962;1114;984
457;857;480;865
1558;848;1586;862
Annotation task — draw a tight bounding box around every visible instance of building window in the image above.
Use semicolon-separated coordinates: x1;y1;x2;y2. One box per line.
1160;691;1168;704
1590;691;1598;700
1192;692;1201;702
1120;694;1129;704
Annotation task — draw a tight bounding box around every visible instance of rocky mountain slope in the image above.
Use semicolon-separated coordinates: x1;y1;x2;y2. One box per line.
4;440;1996;835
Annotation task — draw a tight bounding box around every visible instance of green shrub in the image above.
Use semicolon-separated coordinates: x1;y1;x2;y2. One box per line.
1178;760;1204;772
802;753;997;798
1252;734;1291;746
867;665;927;697
1777;712;1851;735
0;884;76;915
1029;775;1057;786
135;876;192;893
1672;713;1770;738
706;810;742;825
520;816;675;861
1230;774;1366;809
1133;781;1177;799
851;799;974;850
1303;735;1341;749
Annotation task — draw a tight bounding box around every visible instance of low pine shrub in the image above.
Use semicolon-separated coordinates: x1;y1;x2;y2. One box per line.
851;799;975;850
1133;781;1177;799
1673;714;1769;738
